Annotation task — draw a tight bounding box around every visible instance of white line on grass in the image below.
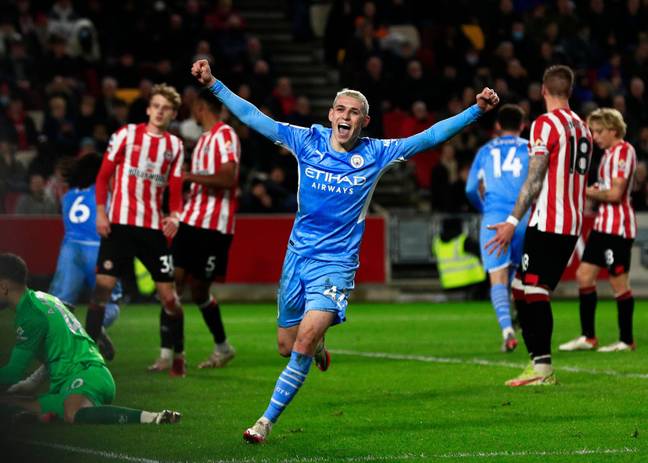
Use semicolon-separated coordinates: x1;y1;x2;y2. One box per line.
16;439;162;463
331;349;648;379
17;439;639;462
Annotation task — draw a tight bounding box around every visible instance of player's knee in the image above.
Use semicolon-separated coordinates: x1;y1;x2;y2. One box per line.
294;332;318;355
277;340;292;357
161;293;181;313
64;409;77;424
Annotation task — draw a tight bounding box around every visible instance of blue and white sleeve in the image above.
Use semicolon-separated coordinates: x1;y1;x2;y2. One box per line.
465;151;484;213
382;104;484;166
209;80;307;153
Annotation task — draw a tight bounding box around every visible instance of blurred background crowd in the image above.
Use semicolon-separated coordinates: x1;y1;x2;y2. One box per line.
1;0;647;217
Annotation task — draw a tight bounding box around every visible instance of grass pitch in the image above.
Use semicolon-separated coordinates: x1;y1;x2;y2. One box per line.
1;299;647;462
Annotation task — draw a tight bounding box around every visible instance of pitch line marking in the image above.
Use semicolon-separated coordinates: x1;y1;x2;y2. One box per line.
17;440;639;463
331;349;648;379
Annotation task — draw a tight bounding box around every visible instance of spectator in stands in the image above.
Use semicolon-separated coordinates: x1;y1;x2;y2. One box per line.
0;140;28;212
267;77;296;119
96;76;123;120
41;94;77;157
430;144;459;212
1;97;37;150
287;96;315;128
76;95;99;139
47;0;79;44
15;172;57;215
632;160;648;211
395;60;432;110
128;79;153;124
401;101;438;188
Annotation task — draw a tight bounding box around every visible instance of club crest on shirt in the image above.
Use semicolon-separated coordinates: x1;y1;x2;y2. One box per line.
163;150;174;161
350;154;364;168
16;326;27;341
619;159;626;169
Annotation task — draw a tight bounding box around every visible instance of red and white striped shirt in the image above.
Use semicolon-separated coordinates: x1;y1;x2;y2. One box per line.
528;108;593;236
593;140;637;239
181;122;240;234
104;124;184;229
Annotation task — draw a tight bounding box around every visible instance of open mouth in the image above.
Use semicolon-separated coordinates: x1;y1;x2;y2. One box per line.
337;123;351;137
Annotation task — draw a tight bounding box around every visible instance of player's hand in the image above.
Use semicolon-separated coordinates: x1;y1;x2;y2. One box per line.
191;59;217;87
96;211;111;237
162;215;180;239
484;222;515;257
476;87;500;112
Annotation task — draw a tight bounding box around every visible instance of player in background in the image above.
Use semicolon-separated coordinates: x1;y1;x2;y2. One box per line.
86;84;186;375
487;65;593;386
0;253;181;425
170;88;239;370
466;104;529;353
48;153;121;359
191;59;500;442
559;108;637;353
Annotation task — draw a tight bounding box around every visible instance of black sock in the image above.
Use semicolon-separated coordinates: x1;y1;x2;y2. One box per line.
513;288;534;358
527;297;553;358
159;308;174;350
172;311;184;354
579;286;597;338
86;303;105;341
616;291;634;344
200;301;226;344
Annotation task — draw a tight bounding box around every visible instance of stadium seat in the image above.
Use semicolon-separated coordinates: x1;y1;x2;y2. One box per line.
310;3;331;38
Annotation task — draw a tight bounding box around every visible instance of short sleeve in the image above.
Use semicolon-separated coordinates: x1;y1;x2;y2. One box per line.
612;143;634;179
216;127;240;164
105;125;129;162
529;118;555;157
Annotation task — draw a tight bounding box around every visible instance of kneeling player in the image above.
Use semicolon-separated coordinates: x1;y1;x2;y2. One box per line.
559;108;637;353
0;254;181;425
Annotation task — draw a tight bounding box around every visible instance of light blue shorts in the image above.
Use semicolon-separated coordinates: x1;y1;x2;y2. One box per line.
277;250;357;328
480;211;528;273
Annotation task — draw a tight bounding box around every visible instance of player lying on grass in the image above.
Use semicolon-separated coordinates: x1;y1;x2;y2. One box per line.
191;58;499;443
0;254;180;425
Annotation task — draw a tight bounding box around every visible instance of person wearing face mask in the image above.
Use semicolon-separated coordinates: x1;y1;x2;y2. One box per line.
559;108;638;353
191;59;500;443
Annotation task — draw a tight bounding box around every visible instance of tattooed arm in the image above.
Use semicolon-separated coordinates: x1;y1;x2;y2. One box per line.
484;154;549;256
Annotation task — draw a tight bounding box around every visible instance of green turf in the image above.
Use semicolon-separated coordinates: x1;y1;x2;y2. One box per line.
1;300;647;462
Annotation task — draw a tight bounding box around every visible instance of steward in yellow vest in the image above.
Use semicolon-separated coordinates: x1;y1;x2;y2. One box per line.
432;219;485;289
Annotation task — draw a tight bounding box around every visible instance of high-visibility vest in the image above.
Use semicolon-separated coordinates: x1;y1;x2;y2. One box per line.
134;258;155;295
433;234;486;289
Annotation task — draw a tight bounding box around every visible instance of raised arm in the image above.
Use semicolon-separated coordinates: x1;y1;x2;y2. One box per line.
394;88;499;160
191;59;281;142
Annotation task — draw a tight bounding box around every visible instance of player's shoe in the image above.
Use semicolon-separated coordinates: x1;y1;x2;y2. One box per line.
243;417;272;443
505;363;557;387
197;346;236;369
147;357;172;372
314;339;331;372
597;341;636;352
96;327;115;361
154;410;182;424
169;355;187;377
558;336;598;351
501;332;518;353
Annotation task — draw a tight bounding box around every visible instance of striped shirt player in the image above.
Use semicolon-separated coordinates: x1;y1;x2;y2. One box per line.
181;122;239;233
486;65;593;387
592;141;637;239
528;108;593;236
87;84;187;373
561;108;638;353
172;88;241;371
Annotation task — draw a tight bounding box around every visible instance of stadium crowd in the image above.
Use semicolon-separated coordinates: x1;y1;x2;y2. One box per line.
1;0;648;216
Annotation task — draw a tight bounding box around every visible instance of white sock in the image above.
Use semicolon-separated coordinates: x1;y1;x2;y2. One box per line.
160;348;173;360
140;411;158;424
502;327;515;339
216;342;230;353
533;362;553;376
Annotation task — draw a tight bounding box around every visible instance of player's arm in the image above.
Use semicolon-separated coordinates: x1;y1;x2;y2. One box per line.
184;162;237;189
465;152;484;213
484;154;549;256
96;128;127;237
586;177;627;203
7;364;48;394
192;60;283;143
163;140;185;239
395;88;499;160
0;348;35;385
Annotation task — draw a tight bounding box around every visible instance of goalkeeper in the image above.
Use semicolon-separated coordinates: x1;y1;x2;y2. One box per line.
0;253;180;425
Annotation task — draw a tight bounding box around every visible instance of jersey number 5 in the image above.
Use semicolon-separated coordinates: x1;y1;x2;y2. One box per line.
490;147;522;177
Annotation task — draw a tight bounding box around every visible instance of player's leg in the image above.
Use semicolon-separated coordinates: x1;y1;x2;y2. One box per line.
480;214;516;352
49;241;85;307
83;243;121;329
244;310;336;443
599;237;635;352
559;261;600;351
135;227;183;374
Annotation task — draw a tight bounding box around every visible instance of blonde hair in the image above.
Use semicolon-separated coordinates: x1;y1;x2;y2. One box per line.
333;88;370;116
151;83;181;111
587;107;626;139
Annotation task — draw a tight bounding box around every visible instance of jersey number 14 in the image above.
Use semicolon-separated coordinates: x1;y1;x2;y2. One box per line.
490;147;522;178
